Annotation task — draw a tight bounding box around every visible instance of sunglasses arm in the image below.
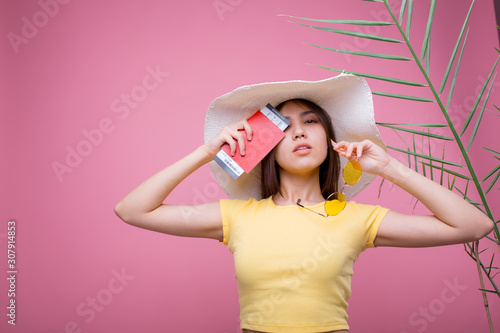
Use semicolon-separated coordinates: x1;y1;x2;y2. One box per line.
296;199;329;218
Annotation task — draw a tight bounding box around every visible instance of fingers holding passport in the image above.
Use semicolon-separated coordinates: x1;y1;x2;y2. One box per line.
206;110;257;158
223;110;257;156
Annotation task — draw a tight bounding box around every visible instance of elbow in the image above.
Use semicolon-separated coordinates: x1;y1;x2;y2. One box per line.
480;217;495;238
114;200;133;224
114;200;152;228
469;215;495;242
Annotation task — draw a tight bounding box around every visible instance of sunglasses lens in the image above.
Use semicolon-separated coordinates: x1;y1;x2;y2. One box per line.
325;192;347;215
343;160;362;185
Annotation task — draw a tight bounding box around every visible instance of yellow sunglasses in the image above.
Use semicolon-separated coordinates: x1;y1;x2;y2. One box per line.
296;159;362;217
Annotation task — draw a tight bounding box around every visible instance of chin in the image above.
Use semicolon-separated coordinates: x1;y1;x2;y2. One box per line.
280;162;322;176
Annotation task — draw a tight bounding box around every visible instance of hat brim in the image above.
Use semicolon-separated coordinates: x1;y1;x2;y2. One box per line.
204;73;386;201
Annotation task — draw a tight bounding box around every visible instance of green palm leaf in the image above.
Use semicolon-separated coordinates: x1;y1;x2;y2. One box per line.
279;15;392;26
420;0;436;61
439;0;475;95
425;34;431;73
387;145;465;167
413;134;418;172
482;163;500;183
377;123;454;140
421;162;471;180
447;29;469;110
372;91;434;102
309;65;426;86
461;55;500;135
306;43;413;60
490;104;500;117
399;0;407;24
467;73;497;151
377;122;447;127
486;170;500;194
291;22;403;43
439;144;446;186
406;0;413;38
428;131;434;180
482;147;500;157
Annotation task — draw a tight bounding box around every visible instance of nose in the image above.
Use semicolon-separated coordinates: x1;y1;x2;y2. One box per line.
292;124;306;139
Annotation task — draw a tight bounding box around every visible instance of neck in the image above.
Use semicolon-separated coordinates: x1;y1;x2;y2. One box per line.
273;168;324;206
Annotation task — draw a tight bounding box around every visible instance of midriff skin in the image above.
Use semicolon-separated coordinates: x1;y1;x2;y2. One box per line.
243;329;349;333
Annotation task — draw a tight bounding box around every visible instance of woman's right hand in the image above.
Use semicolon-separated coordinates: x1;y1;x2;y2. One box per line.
203;110;257;159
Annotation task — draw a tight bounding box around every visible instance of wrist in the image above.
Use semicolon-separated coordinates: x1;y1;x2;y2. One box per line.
196;144;217;165
377;156;412;184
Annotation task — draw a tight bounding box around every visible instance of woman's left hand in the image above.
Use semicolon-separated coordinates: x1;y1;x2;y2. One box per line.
332;139;392;176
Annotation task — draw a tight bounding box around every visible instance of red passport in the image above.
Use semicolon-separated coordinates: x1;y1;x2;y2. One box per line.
214;104;290;179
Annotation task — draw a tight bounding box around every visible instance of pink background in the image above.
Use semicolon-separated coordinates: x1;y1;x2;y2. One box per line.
2;0;500;332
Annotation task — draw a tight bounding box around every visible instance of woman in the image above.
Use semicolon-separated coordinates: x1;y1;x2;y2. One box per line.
114;75;493;333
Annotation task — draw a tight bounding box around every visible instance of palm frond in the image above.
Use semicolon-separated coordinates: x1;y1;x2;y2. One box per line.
377;122;447;127
377;123;454;140
398;0;407;24
467;73;497;151
306;43;413;60
461;55;500;135
446;29;469;110
309;65;426;86
406;0;414;38
290;22;403;43
372;91;434;102
439;0;475;95
481;163;500;183
486;170;500;194
421;162;471;180
482;147;500;157
420;0;436;62
279;15;393;26
387;145;465;167
286;0;500;310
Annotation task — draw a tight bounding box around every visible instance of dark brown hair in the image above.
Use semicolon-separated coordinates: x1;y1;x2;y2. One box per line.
260;99;340;199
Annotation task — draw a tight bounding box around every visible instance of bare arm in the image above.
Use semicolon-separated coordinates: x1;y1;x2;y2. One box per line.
114;111;255;240
114;147;223;239
375;156;494;247
333;140;494;247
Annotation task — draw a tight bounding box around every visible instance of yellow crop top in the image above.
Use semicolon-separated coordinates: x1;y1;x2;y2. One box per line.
219;197;390;333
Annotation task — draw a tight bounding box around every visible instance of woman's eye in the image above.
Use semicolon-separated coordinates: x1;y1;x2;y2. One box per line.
305;119;317;124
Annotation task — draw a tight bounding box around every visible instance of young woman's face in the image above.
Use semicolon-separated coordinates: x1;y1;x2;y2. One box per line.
274;100;329;176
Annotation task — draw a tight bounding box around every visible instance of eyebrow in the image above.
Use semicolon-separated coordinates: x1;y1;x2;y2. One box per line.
284;110;315;120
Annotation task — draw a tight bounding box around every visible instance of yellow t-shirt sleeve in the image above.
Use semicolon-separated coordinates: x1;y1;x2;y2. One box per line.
351;202;390;249
219;198;251;245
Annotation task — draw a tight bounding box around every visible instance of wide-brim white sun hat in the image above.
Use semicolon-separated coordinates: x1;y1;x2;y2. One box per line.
204;73;386;201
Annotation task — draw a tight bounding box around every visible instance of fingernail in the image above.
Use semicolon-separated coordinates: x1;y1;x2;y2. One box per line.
241;150;245;156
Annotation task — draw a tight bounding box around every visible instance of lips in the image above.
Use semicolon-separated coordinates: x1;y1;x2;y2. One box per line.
293;143;312;154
